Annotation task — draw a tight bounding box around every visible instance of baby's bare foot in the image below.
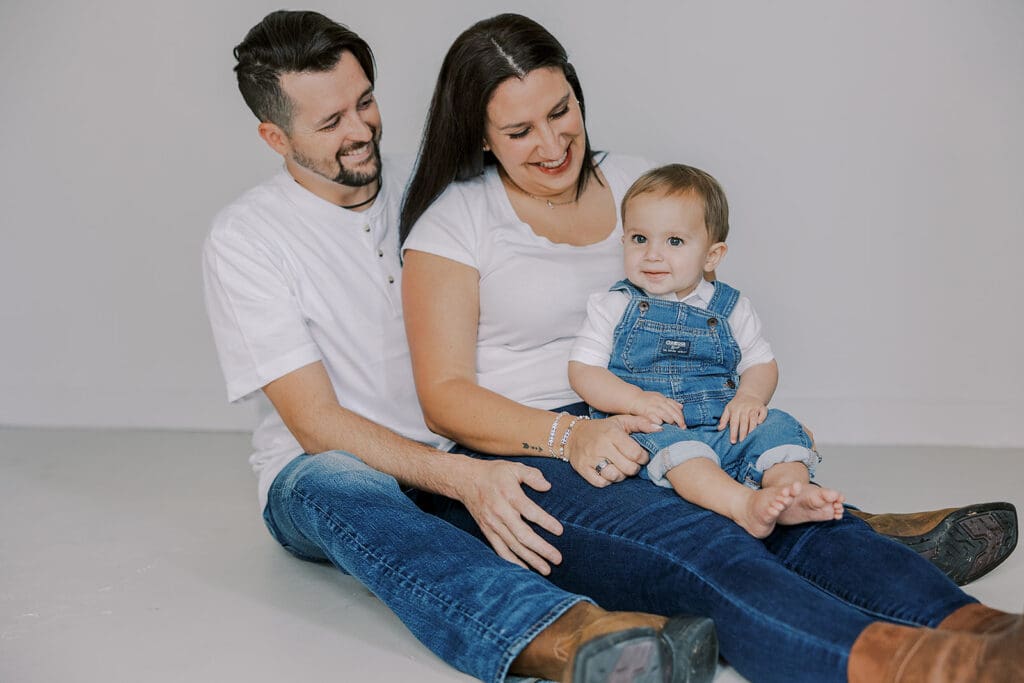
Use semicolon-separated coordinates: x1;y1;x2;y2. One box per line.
777;482;846;525
734;485;796;538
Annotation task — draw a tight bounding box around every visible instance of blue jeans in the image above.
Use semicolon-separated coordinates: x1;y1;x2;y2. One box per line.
263;451;585;683
423;405;975;683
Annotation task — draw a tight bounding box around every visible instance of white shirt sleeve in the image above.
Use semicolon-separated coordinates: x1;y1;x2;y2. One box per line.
202;216;321;403
569;291;630;368
401;182;480;270
729;295;775;375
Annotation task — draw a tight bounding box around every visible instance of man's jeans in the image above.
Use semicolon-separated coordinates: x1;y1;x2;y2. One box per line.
263;451;584;683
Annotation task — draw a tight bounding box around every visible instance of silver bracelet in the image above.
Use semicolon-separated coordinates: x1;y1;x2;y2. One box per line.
547;412;570;458
557;415;590;461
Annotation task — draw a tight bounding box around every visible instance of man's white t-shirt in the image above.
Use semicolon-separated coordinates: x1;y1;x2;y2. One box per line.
203;157;448;510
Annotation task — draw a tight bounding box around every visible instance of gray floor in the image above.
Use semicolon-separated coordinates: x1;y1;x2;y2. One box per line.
2;428;1022;683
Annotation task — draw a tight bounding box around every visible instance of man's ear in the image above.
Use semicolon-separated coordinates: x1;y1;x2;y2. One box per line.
257;122;290;156
705;242;728;274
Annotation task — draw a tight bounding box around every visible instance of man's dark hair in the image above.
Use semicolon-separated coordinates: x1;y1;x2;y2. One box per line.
233;10;375;132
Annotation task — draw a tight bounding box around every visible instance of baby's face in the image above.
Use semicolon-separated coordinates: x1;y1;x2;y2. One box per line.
621;192;723;299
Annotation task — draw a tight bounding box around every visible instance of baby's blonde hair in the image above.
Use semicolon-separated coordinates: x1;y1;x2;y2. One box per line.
622;164;730;243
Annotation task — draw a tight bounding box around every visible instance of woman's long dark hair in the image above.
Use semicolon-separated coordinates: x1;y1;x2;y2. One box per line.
399;13;599;244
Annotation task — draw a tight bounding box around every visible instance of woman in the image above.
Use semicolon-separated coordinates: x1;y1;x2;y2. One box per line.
400;13;1022;682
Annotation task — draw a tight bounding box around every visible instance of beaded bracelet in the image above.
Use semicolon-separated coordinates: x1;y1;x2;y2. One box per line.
557;415;590;461
547;412;570;459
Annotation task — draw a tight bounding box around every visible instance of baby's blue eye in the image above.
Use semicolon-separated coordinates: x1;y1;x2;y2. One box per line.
631;235;647;244
668;237;683;246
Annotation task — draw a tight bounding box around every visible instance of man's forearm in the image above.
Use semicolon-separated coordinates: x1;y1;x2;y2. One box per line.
297;401;475;498
262;361;475;499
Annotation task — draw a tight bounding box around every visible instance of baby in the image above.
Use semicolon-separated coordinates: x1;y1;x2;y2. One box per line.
569;164;844;537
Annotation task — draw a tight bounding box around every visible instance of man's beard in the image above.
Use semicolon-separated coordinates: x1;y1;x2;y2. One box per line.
293;131;382;188
331;138;382;186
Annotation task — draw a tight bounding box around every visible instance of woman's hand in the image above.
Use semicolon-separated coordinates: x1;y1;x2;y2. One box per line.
628;391;686;427
561;415;660;487
451;458;564;575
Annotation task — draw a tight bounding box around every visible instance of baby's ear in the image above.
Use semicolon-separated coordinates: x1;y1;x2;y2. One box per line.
705;242;728;272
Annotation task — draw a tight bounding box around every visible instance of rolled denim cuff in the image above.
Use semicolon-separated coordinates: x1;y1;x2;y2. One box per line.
646;441;720;489
754;444;821;479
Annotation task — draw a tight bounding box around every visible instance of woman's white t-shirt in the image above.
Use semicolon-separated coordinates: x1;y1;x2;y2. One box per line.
403;154;654;411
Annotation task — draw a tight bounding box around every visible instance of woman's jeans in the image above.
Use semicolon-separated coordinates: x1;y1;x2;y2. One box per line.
424;405;976;683
263;451;585;683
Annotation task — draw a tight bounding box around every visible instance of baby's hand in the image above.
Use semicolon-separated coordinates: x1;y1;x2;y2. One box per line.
718;394;767;444
628;391;685;427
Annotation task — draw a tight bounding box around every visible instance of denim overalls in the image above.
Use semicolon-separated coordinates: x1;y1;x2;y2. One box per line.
592;279;817;489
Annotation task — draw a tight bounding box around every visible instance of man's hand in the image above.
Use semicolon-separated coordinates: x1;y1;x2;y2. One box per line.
453;459;564;575
628;390;686;428
718;393;767;444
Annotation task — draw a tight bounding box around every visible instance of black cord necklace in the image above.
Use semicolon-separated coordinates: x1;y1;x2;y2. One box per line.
340;178;381;211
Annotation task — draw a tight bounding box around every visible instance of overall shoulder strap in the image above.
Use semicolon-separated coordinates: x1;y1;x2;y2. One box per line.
609;279;644;298
706;281;740;317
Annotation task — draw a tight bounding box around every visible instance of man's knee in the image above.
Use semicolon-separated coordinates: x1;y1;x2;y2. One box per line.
284;451;405;503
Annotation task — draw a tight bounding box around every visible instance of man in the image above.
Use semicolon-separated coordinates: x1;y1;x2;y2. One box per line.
203;10;718;683
203;9;1016;683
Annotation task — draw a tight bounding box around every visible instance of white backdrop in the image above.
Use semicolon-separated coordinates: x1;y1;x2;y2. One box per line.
1;0;1021;446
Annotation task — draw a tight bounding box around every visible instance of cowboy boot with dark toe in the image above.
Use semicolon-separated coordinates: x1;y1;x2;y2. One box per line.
511;602;718;683
850;502;1018;585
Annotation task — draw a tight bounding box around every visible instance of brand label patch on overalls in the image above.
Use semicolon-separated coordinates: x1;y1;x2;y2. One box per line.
661;339;691;355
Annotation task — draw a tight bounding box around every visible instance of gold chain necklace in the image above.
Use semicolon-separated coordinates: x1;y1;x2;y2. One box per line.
523;189;577;209
501;170;577;209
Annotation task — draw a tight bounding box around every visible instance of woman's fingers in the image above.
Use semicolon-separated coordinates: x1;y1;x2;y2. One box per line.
596;461;625;483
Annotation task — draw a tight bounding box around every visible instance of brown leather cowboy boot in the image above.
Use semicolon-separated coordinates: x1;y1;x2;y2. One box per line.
510;602;717;683
939;602;1022;635
849;502;1018;585
847;620;1024;682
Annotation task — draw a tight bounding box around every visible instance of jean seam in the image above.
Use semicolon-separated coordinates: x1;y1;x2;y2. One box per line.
499;596;591;683
779;524;969;627
558;517;853;660
289;481;523;682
